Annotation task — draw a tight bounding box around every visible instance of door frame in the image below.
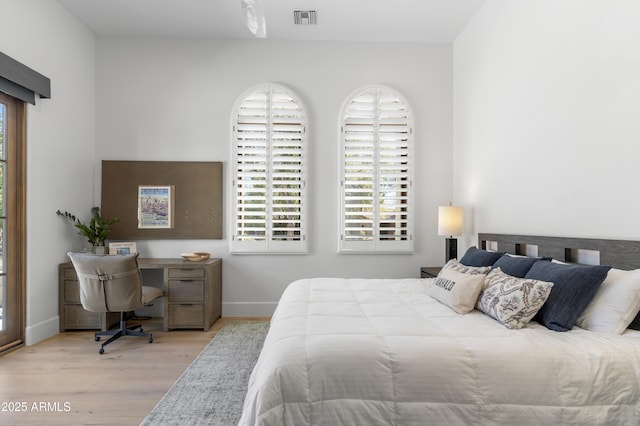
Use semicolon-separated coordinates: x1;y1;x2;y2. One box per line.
0;91;26;353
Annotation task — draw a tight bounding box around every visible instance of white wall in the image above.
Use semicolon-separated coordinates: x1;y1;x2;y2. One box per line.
454;0;640;250
95;38;454;315
0;0;96;344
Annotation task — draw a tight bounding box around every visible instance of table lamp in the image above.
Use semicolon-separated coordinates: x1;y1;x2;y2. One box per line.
438;205;463;262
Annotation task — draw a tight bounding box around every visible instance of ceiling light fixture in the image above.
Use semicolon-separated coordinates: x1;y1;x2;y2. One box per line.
240;0;266;38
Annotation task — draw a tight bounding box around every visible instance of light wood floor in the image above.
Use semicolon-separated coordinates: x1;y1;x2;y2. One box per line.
0;317;269;425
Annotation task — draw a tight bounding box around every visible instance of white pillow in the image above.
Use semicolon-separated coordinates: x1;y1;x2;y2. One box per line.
576;268;640;334
476;267;554;329
428;267;486;314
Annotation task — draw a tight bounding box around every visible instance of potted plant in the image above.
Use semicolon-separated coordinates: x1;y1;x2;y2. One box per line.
57;207;122;253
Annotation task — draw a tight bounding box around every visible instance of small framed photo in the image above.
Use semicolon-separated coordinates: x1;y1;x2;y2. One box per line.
109;242;137;255
137;185;175;229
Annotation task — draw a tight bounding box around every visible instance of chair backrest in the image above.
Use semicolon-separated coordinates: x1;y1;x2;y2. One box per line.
67;252;144;313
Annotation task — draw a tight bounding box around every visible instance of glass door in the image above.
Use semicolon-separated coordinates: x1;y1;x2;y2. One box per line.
0;91;24;351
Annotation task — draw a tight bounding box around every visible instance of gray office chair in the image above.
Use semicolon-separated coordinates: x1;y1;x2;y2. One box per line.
67;252;163;354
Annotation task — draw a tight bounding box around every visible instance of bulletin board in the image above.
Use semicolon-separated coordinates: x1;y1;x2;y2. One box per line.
101;160;222;239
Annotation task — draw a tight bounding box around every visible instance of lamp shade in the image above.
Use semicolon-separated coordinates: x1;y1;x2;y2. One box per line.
438;206;463;237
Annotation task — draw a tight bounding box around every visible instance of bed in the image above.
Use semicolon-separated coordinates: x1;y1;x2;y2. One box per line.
239;234;640;425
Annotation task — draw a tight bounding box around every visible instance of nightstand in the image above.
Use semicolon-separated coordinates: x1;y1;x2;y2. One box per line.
420;267;442;278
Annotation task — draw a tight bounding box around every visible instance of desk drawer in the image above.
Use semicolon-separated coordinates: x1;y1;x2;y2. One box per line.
168;304;204;328
64;305;102;329
64;280;81;303
168;280;204;302
64;268;78;279
168;267;205;279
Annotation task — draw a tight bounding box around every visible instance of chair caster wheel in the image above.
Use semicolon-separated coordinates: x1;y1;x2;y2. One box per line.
95;336;100;341
148;337;153;343
99;347;104;355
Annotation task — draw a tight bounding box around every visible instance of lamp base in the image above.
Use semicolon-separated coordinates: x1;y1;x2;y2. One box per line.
445;238;458;262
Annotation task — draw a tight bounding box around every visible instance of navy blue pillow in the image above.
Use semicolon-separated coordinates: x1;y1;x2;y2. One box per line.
491;255;551;278
459;246;505;267
525;262;611;332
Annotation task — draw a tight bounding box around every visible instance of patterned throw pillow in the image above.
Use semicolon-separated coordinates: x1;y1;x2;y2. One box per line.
476;267;554;329
440;259;491;276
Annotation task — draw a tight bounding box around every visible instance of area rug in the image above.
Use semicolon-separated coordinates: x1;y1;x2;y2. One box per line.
140;320;269;426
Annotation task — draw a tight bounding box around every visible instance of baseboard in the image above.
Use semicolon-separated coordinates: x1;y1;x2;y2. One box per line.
24;308;275;343
222;302;278;317
25;315;59;346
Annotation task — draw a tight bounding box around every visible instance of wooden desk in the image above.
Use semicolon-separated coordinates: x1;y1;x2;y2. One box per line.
59;258;222;332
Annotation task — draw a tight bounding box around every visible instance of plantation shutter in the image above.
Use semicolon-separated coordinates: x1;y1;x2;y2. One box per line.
339;86;413;253
231;84;307;253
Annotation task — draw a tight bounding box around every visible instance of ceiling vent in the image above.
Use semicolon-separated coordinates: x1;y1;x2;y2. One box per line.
294;10;317;25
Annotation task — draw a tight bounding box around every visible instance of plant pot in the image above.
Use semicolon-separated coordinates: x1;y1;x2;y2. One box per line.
93;245;108;255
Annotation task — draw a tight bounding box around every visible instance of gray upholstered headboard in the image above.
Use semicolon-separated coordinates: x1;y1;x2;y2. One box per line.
478;233;640;271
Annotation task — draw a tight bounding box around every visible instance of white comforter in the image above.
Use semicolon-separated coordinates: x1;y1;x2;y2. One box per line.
239;278;640;425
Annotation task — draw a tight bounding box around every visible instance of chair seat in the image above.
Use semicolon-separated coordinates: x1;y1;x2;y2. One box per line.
142;286;164;304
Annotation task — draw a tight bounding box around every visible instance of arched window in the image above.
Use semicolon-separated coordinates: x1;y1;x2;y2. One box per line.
231;84;307;253
339;85;413;253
